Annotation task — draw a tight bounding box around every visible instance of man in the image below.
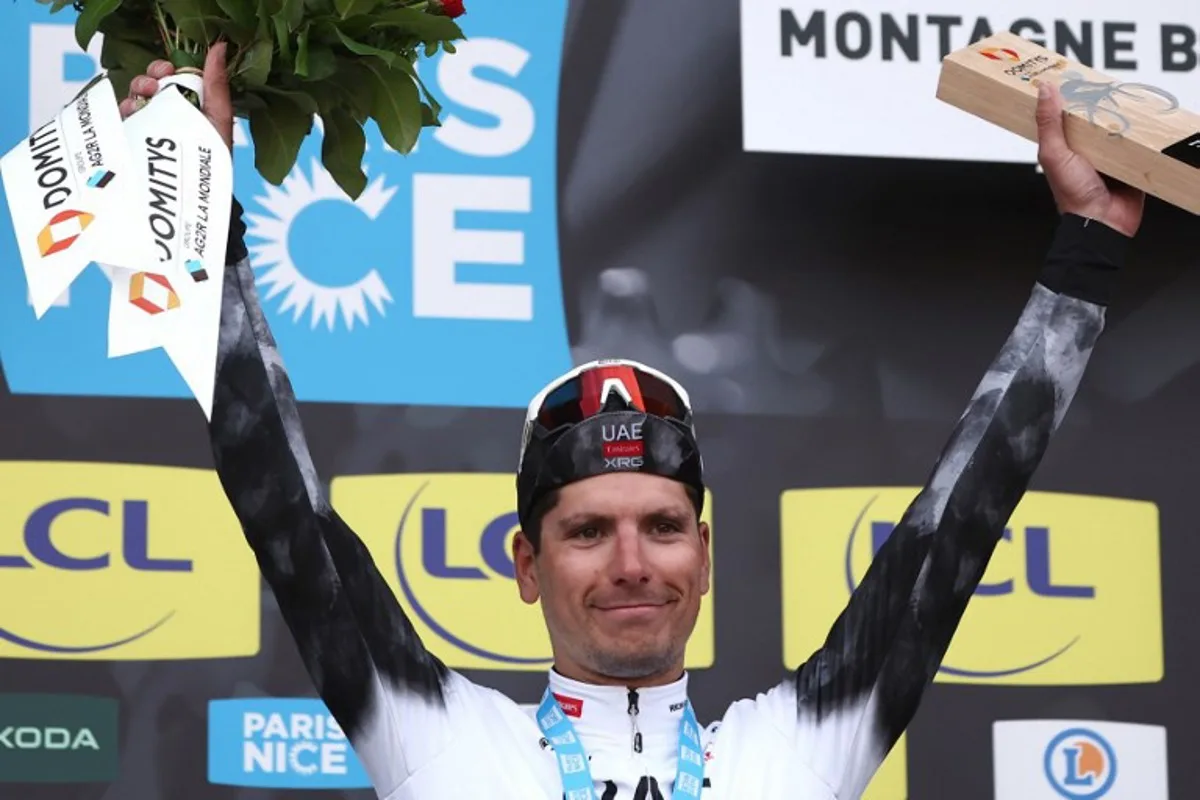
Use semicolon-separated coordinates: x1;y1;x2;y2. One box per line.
121;45;1142;800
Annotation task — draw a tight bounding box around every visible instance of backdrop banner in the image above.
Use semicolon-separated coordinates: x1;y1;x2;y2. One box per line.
0;0;1195;798
741;0;1200;163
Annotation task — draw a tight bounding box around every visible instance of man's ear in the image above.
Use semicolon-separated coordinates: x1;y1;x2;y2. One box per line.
512;529;540;604
698;520;711;596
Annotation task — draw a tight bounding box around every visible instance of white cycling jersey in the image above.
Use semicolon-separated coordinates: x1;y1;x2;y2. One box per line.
206;203;1127;799
360;664;860;799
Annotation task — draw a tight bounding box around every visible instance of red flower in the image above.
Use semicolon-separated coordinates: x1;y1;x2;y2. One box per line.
433;0;465;17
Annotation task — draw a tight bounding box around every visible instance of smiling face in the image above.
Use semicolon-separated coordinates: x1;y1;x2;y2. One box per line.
512;472;710;687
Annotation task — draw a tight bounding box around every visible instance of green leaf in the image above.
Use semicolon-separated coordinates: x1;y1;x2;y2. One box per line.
249;91;314;185
231;89;270;119
298;43;337;81
96;10;159;42
333;0;378;20
388;55;441;119
363;60;421;154
280;0;305;30
319;105;367;199
295;24;311;77
271;11;293;62
99;37;159;74
214;0;259;37
305;81;344;114
236;38;273;86
215;18;259;42
106;69;137;101
369;7;465;42
170;48;203;69
311;15;372;40
257;84;319;114
333;28;396;66
378;31;421;50
337;61;376;121
256;0;279;38
159;0;226;45
420;101;439;128
183;16;230;44
75;0;123;52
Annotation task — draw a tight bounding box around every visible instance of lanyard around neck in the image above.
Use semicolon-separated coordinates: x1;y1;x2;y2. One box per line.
536;686;706;800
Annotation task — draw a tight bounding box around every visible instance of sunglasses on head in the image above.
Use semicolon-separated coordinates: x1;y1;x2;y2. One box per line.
527;360;693;434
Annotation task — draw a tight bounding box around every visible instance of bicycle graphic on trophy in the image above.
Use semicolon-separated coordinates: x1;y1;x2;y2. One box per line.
1054;70;1180;136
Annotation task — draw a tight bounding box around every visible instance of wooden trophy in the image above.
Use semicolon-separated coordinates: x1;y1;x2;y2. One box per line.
937;31;1200;215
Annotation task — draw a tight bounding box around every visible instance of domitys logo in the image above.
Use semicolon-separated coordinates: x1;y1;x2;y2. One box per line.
37;209;93;256
128;272;181;316
980;47;1020;61
33;169;113;257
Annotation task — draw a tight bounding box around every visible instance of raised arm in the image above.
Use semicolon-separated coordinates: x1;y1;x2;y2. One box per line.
787;211;1128;796
118;46;458;796
208;198;453;793
777;87;1146;797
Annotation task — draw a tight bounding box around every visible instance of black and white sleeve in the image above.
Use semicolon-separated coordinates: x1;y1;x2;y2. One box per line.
781;214;1129;797
206;198;459;797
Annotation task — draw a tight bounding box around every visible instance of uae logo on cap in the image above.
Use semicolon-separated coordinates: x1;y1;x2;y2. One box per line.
602;421;645;466
603;440;644;458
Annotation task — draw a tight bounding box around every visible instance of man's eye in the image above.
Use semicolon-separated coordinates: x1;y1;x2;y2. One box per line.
654;521;681;534
574;527;601;540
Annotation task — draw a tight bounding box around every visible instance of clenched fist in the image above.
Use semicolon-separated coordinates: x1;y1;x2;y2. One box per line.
119;43;234;155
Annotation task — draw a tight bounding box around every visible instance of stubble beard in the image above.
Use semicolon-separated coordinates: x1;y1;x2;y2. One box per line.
584;636;683;681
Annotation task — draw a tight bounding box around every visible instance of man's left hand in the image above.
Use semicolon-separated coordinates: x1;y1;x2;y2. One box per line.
1035;82;1145;238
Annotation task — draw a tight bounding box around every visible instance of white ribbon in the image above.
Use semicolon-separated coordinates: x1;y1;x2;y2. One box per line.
104;72;232;419
1;69;235;420
0;75;138;318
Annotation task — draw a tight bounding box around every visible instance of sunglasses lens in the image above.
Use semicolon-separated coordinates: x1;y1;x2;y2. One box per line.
534;365;689;433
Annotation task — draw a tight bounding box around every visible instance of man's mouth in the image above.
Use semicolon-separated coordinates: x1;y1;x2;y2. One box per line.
592;600;673;616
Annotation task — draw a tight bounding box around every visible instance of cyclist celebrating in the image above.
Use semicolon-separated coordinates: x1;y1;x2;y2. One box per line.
121;49;1143;800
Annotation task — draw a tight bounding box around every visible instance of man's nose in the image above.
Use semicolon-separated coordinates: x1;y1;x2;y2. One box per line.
609;525;651;584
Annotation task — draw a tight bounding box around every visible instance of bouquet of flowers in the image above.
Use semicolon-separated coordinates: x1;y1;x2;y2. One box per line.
40;0;467;198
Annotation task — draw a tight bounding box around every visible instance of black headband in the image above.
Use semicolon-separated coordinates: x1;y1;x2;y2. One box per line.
516;410;705;530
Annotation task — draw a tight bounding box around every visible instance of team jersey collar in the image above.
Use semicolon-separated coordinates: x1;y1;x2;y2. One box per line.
546;668;692;745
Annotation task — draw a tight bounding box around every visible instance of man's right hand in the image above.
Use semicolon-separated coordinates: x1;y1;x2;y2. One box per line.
118;42;234;154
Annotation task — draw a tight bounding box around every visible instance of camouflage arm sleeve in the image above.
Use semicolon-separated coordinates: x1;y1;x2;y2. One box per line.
204;199;452;794
788;214;1130;797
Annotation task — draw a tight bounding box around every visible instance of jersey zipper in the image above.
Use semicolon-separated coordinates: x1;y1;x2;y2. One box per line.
627;688;643;756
